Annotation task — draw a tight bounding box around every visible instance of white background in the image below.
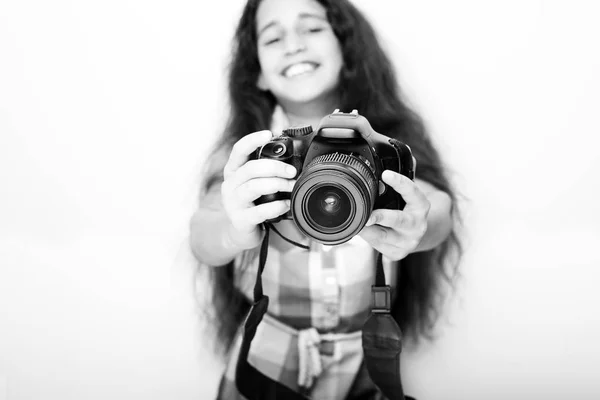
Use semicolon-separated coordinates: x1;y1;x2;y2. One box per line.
1;0;599;399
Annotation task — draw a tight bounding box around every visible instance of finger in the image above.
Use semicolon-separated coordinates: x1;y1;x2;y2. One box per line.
229;159;297;189
235;178;296;204
359;226;416;260
381;170;430;213
359;224;403;247
368;241;411;262
235;200;291;227
224;130;273;179
365;209;407;229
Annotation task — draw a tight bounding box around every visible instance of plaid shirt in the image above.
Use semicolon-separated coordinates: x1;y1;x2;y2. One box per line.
220;220;397;399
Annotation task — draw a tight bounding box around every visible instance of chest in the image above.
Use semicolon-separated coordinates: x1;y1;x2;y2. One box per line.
234;221;397;332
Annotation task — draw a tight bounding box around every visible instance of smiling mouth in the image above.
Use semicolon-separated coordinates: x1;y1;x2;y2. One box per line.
282;62;320;78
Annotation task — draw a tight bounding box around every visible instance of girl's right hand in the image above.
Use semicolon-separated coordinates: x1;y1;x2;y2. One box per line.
220;130;297;251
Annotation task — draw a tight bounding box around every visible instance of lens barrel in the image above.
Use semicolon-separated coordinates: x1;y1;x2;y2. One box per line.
291;153;377;245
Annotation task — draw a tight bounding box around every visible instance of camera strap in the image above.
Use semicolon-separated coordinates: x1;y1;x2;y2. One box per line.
362;252;407;400
234;223;410;400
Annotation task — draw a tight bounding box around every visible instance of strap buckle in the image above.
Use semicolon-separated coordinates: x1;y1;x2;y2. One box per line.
371;285;391;313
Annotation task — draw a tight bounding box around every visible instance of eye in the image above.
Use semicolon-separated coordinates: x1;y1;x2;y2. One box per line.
259;28;283;46
304;26;324;34
264;37;281;45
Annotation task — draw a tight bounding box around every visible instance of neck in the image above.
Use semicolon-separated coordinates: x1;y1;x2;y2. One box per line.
283;109;327;132
278;92;341;130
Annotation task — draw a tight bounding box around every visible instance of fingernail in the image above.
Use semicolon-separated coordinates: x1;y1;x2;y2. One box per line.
365;216;374;226
286;166;297;176
284;200;291;208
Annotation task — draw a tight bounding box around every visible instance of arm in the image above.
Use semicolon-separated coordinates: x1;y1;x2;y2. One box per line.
189;185;257;267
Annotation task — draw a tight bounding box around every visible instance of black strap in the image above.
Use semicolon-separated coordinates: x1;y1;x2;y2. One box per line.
362;253;406;400
375;252;386;286
235;224;309;399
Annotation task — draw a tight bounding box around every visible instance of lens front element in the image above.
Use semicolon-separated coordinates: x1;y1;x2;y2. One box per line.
291;153;377;245
306;185;353;230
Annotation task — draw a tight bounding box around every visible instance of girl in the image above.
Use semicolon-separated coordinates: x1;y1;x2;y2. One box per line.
190;0;462;398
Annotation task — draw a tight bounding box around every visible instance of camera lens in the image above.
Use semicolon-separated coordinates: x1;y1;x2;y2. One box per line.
306;186;352;229
291;153;377;245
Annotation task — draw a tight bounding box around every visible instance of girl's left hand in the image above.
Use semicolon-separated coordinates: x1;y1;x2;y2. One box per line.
359;170;431;261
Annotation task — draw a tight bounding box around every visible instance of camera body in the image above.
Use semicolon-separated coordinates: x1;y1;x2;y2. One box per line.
253;109;415;245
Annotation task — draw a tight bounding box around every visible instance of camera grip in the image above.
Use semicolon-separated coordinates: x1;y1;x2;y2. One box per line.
255;191;290;205
255;191;292;223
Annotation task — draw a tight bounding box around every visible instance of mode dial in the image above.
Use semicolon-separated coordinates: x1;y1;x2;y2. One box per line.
282;125;313;137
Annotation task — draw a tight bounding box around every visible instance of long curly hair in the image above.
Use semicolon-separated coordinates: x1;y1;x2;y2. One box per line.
198;0;463;357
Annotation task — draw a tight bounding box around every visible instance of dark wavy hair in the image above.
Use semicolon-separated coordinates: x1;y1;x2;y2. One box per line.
199;0;463;357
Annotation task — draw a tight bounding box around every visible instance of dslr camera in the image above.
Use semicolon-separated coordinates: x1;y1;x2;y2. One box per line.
253;109;415;245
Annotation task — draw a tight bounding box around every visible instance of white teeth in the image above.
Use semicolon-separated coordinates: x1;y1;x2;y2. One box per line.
284;62;317;78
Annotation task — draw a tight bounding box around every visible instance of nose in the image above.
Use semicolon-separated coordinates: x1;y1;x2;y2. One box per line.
284;32;307;56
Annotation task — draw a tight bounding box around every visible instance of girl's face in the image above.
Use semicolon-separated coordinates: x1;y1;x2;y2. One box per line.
255;0;343;109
